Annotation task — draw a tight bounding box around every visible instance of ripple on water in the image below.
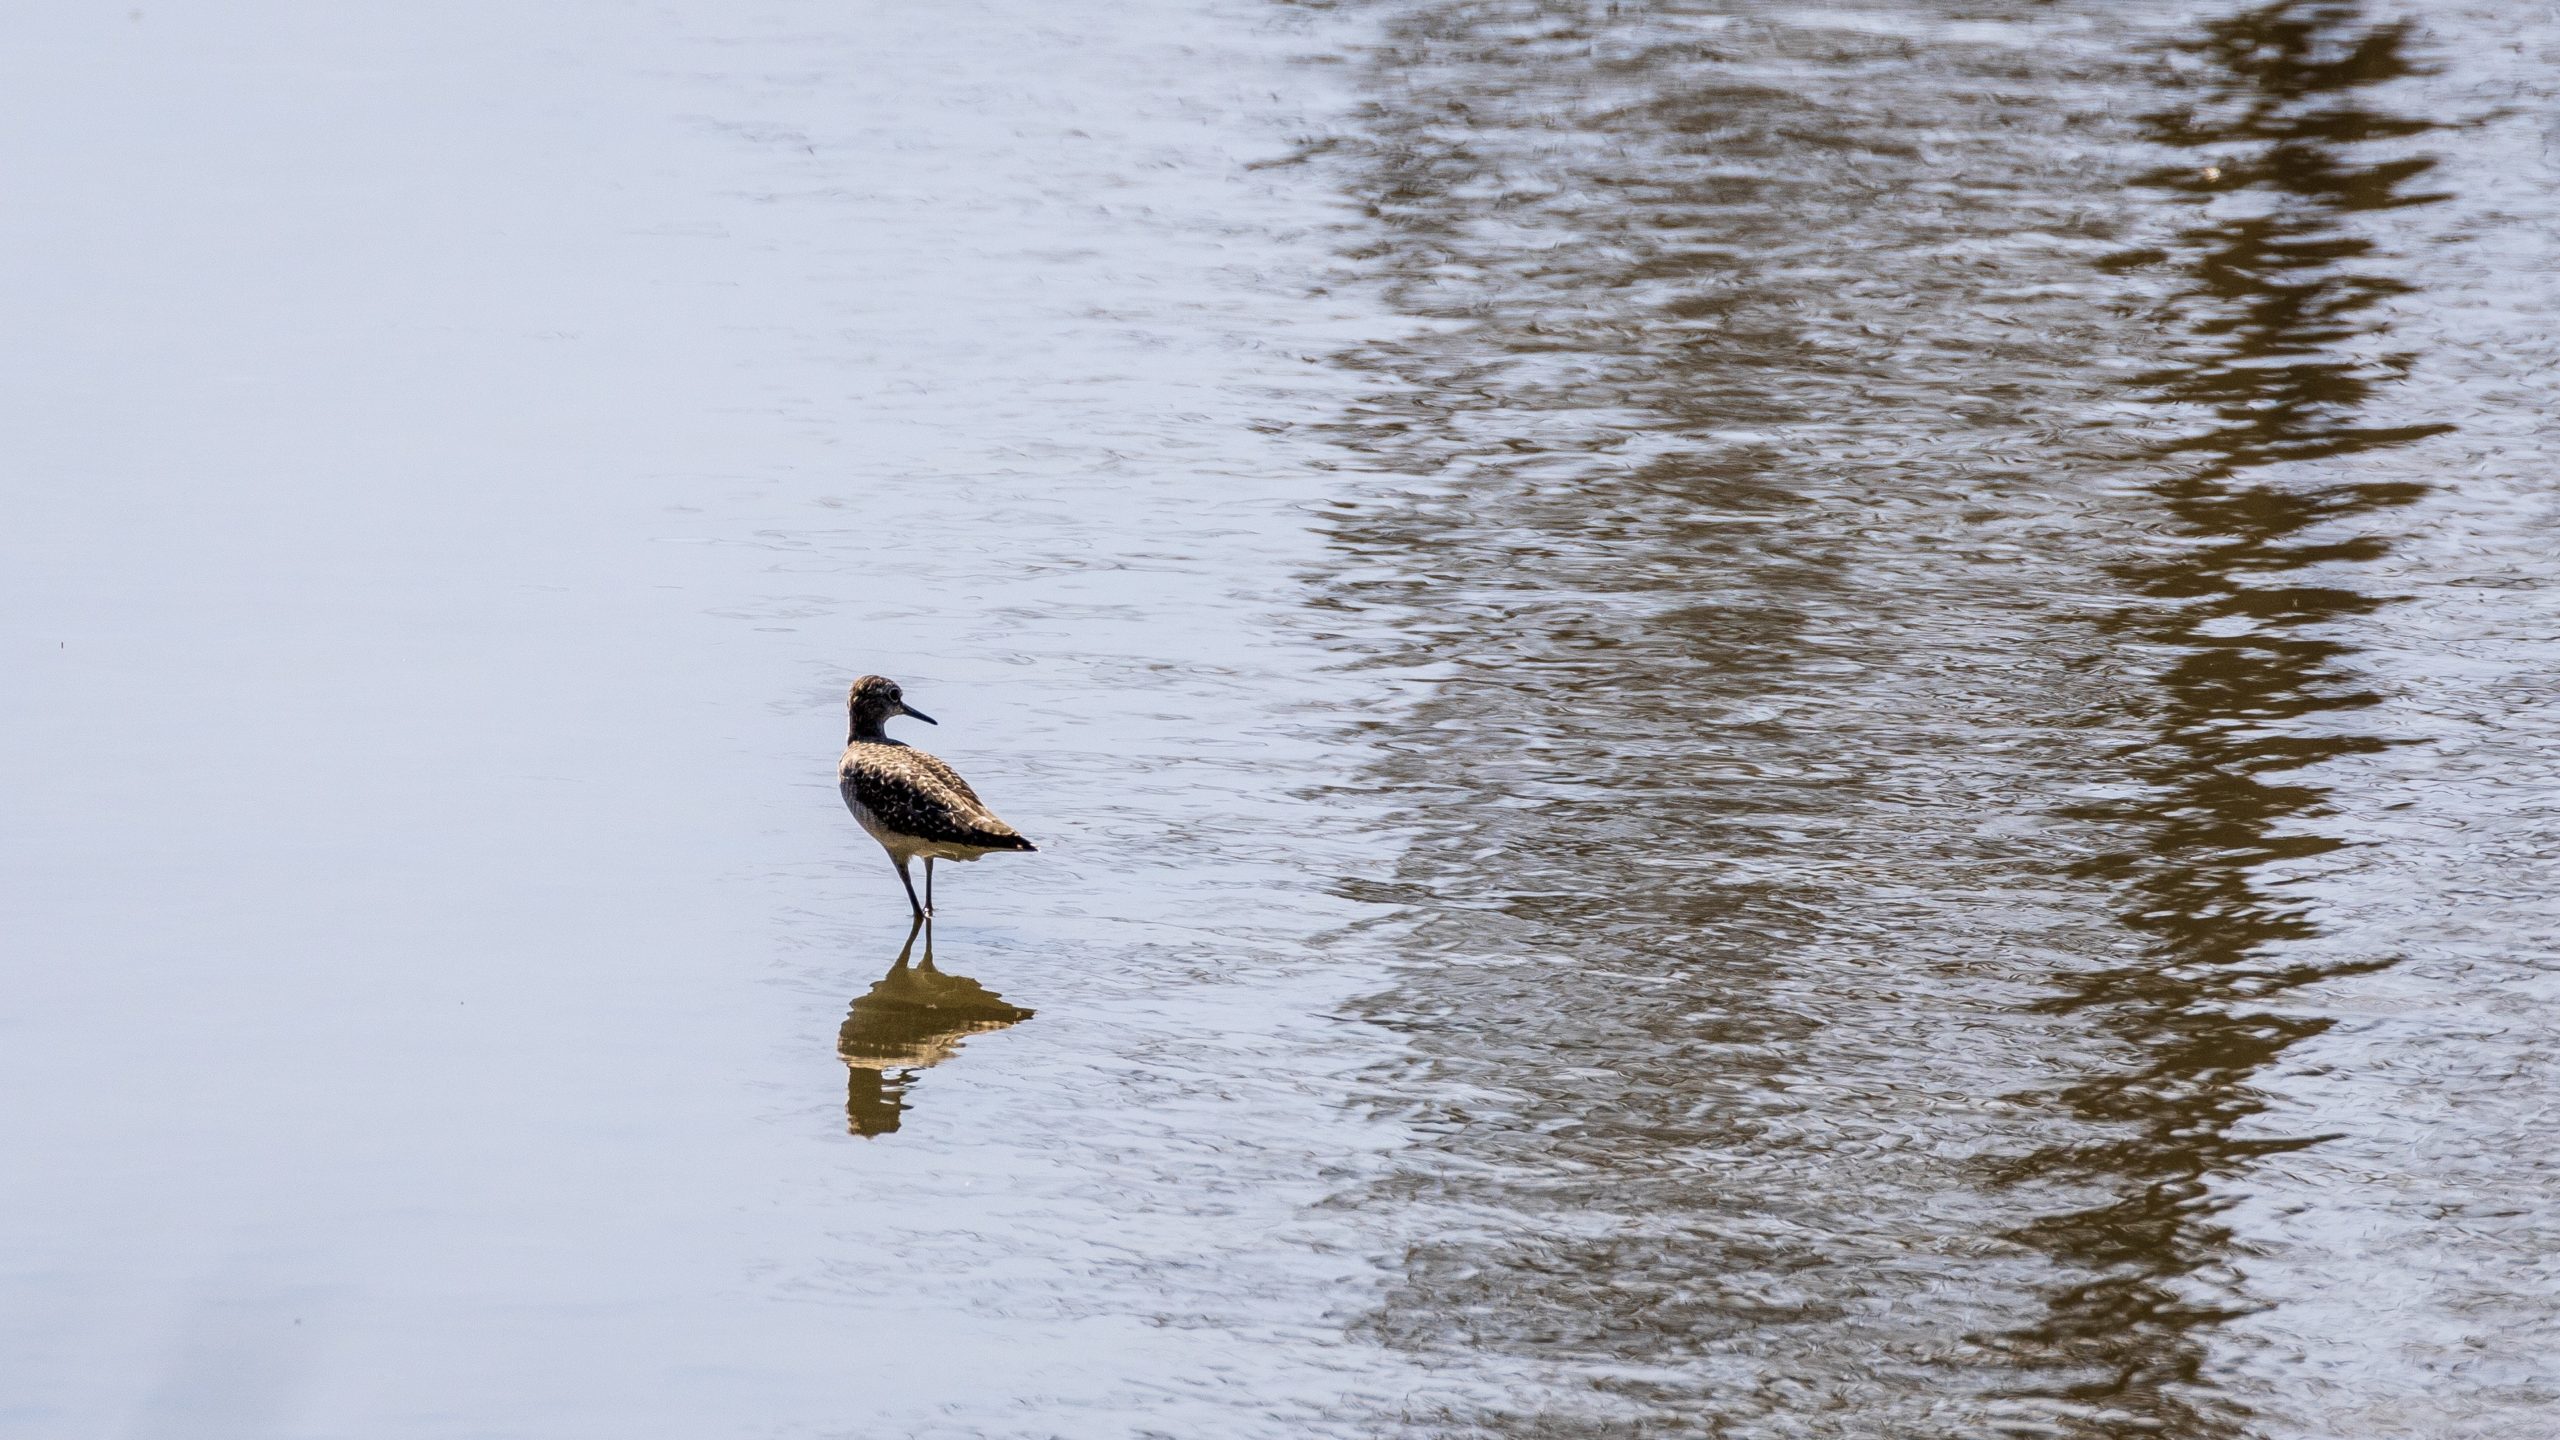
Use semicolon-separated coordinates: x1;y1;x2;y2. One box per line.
1299;1;2560;1435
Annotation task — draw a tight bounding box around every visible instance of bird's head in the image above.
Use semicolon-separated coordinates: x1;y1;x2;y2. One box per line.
847;674;936;740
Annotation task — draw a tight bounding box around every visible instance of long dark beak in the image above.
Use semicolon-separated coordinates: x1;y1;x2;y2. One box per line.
900;702;938;725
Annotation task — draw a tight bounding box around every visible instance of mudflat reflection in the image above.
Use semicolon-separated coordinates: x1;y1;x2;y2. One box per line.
838;919;1033;1138
1992;5;2451;1432
1311;4;2179;1430
1307;0;2469;1433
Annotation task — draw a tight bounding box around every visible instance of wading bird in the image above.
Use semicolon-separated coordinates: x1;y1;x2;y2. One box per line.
838;675;1036;918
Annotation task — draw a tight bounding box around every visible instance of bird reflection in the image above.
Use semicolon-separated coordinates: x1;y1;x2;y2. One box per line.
838;917;1032;1137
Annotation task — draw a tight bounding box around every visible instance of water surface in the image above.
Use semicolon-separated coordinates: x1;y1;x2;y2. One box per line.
1306;1;2560;1434
3;1;2557;1436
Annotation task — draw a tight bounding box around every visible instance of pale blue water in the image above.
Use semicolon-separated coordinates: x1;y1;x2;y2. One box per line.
5;2;2558;1436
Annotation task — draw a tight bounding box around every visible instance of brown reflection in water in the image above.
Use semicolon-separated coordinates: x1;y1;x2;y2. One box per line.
1307;0;2462;1433
1309;3;2177;1432
838;918;1033;1138
1988;4;2451;1431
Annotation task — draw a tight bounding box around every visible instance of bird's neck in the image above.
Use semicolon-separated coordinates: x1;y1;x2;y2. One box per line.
849;714;893;744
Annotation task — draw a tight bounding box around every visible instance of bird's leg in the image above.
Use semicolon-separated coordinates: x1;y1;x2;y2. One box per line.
925;857;936;917
892;912;924;969
893;857;925;920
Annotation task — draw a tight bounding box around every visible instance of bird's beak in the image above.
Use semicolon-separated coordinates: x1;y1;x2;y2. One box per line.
900;702;938;725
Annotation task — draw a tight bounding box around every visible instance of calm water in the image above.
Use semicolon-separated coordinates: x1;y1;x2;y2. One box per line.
4;1;2557;1436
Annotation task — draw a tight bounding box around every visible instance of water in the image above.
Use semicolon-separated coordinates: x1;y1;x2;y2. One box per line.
4;1;2556;1436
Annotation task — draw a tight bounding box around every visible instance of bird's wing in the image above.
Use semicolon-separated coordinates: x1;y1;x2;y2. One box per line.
907;749;986;807
840;743;1025;848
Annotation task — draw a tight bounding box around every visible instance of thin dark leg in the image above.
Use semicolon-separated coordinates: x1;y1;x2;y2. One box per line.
925;857;936;917
892;912;925;969
893;857;924;919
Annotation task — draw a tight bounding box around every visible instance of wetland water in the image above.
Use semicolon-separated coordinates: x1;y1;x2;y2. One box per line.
4;1;2557;1436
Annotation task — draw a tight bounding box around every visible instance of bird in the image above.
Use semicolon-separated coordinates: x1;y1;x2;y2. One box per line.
837;675;1037;918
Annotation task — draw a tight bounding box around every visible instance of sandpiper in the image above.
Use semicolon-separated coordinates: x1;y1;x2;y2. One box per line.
838;675;1037;918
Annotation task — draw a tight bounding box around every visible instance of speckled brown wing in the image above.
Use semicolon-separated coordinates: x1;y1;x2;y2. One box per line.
906;749;986;807
839;741;1034;850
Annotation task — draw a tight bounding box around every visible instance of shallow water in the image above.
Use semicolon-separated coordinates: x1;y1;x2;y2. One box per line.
1303;3;2560;1433
4;1;2558;1436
